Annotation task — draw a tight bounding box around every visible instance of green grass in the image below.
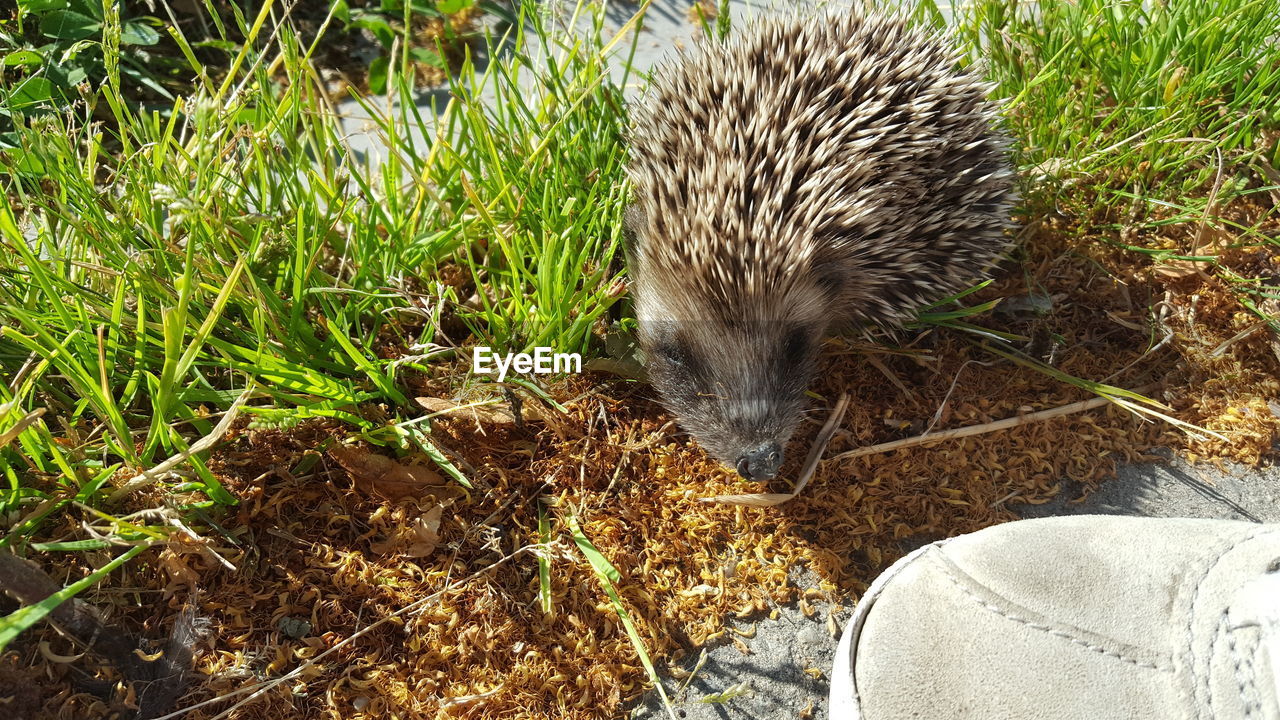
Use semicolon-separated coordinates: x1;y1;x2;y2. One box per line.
937;0;1280;241
0;0;637;645
2;0;1280;681
920;0;1280;406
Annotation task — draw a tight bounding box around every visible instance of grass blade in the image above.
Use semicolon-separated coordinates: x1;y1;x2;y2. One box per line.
568;514;677;720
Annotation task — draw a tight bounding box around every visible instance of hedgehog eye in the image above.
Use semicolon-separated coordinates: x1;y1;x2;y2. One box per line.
781;328;812;366
816;266;844;298
654;340;691;369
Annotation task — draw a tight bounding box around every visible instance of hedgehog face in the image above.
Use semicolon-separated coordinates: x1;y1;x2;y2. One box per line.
633;278;830;482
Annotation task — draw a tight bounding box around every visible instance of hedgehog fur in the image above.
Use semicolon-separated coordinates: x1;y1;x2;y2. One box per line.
624;8;1018;481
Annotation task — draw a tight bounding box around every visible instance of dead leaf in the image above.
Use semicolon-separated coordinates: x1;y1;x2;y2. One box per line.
827;614;842;639
1253;157;1280;206
405;505;443;558
1152;228;1226;279
415;397;526;427
329;443;445;499
440;684;503;709
1153;262;1203;279
0;407;46;451
1256;296;1280;365
700;492;795;507
38;641;86;664
679;584;720;598
371;505;444;558
133;647;166;662
1105;310;1146;331
158;548;201;596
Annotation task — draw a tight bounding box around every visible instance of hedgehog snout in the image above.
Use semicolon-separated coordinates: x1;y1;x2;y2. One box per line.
735;441;783;481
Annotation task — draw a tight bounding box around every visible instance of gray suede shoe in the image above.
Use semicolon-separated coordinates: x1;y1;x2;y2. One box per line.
829;515;1280;719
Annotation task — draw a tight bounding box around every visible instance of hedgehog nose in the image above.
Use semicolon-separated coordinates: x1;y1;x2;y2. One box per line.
735;442;783;481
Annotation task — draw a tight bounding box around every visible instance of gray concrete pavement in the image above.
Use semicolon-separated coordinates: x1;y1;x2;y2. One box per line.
1021;451;1278;524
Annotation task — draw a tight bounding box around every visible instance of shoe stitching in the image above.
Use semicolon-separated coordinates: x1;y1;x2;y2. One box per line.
1209;610;1221;718
1185;527;1275;720
1229;618;1262;720
936;554;1173;672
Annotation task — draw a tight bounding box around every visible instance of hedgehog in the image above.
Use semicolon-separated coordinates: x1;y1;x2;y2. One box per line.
624;8;1018;482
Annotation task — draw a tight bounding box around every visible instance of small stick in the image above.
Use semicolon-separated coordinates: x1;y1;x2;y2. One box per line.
702;393;850;507
1209;319;1267;358
147;546;534;720
108;383;255;502
826;394;1114;464
0;408;47;451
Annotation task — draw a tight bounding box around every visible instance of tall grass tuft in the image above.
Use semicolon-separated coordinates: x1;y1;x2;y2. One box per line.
0;0;636;643
933;0;1280;233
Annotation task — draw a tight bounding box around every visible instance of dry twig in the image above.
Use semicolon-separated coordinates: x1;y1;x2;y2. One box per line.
826;395;1116;463
108;383;255;502
148;547;535;720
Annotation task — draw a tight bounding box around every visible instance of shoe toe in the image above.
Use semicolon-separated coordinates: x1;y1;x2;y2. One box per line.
831;515;1280;720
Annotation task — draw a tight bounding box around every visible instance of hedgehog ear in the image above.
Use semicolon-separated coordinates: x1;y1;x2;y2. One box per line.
622;204;646;260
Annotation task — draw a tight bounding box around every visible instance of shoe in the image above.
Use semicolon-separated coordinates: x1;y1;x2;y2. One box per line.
828;515;1280;719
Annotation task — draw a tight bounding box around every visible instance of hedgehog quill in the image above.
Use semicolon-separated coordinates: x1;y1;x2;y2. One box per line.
625;9;1018;481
